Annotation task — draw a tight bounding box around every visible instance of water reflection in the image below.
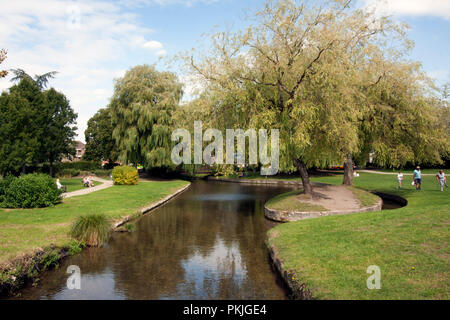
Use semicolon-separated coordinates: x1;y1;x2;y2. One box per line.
14;181;294;300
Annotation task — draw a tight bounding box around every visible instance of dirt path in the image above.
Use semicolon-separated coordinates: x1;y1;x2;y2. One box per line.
300;185;361;211
62;177;113;199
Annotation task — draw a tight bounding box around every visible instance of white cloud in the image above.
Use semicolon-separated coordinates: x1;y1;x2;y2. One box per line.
119;0;220;7
363;0;450;20
156;49;168;56
0;0;166;141
143;41;164;49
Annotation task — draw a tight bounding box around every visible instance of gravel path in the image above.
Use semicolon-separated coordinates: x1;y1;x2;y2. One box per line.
359;170;436;176
62;177;113;199
301;185;361;211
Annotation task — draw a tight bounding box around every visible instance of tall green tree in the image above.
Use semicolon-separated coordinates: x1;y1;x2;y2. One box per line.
40;88;78;176
84;108;118;163
0;78;43;175
10;69;58;89
110;65;183;169
0;76;77;176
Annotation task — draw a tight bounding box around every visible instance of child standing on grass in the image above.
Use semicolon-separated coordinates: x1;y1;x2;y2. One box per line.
413;166;422;191
436;170;447;192
397;171;403;189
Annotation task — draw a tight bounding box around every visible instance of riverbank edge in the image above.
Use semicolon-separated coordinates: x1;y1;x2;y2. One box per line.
0;181;191;298
207;176;303;186
266;232;315;300
112;182;191;230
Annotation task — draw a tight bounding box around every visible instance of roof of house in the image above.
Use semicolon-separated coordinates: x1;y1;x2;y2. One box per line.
75;140;85;149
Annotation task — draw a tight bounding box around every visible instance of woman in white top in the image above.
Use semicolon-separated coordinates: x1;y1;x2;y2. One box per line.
397;172;403;189
56;179;66;193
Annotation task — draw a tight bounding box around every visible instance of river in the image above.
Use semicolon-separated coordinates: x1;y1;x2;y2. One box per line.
14;181;295;300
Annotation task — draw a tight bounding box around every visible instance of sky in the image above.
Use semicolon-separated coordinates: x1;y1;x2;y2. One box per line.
0;0;449;142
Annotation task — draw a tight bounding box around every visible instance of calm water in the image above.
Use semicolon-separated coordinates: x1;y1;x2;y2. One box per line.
14;181;295;300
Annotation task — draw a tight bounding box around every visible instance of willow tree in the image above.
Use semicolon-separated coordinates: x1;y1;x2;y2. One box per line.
110;65;183;169
187;0;402;194
356;61;449;170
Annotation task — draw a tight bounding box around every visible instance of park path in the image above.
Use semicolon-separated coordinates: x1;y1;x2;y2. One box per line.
62;177;113;199
359;170;436;176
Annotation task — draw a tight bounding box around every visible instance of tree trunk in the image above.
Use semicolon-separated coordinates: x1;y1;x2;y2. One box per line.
343;153;354;186
49;160;54;177
294;159;313;195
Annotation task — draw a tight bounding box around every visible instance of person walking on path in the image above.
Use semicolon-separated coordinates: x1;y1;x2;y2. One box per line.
413;166;422;191
397;171;404;189
436;170;447;192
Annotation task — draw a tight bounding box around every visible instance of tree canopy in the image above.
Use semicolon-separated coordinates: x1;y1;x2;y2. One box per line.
185;0;448;192
0;76;77;176
110;65;183;169
84;108;118;163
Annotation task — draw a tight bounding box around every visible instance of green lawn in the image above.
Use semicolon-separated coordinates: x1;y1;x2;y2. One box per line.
268;173;449;300
0;180;189;264
60;178;104;193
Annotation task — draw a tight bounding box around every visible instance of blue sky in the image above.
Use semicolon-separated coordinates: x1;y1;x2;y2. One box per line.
0;0;449;141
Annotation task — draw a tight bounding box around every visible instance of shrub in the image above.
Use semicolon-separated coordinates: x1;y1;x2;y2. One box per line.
92;169;112;177
1;174;61;208
70;214;111;247
0;175;16;203
60;160;102;171
58;169;80;178
112;166;138;185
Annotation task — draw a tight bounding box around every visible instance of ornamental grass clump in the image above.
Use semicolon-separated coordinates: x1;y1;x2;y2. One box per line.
70;214;111;247
112;165;138;185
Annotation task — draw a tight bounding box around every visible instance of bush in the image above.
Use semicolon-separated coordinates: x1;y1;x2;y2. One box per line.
92;169;112;177
58;169;80;178
60;161;102;171
0;175;16;202
70;214;111;247
112;166;138;185
0;174;62;208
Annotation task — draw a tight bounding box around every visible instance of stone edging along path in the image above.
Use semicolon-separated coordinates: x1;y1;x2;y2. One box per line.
112;183;191;229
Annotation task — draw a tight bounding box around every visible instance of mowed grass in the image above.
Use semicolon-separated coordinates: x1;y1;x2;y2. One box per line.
0;180;189;264
268;173;449;300
266;190;327;212
60;178;104;193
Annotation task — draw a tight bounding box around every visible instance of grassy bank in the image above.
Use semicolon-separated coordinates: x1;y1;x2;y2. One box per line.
0;180;189;265
268;173;449;299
